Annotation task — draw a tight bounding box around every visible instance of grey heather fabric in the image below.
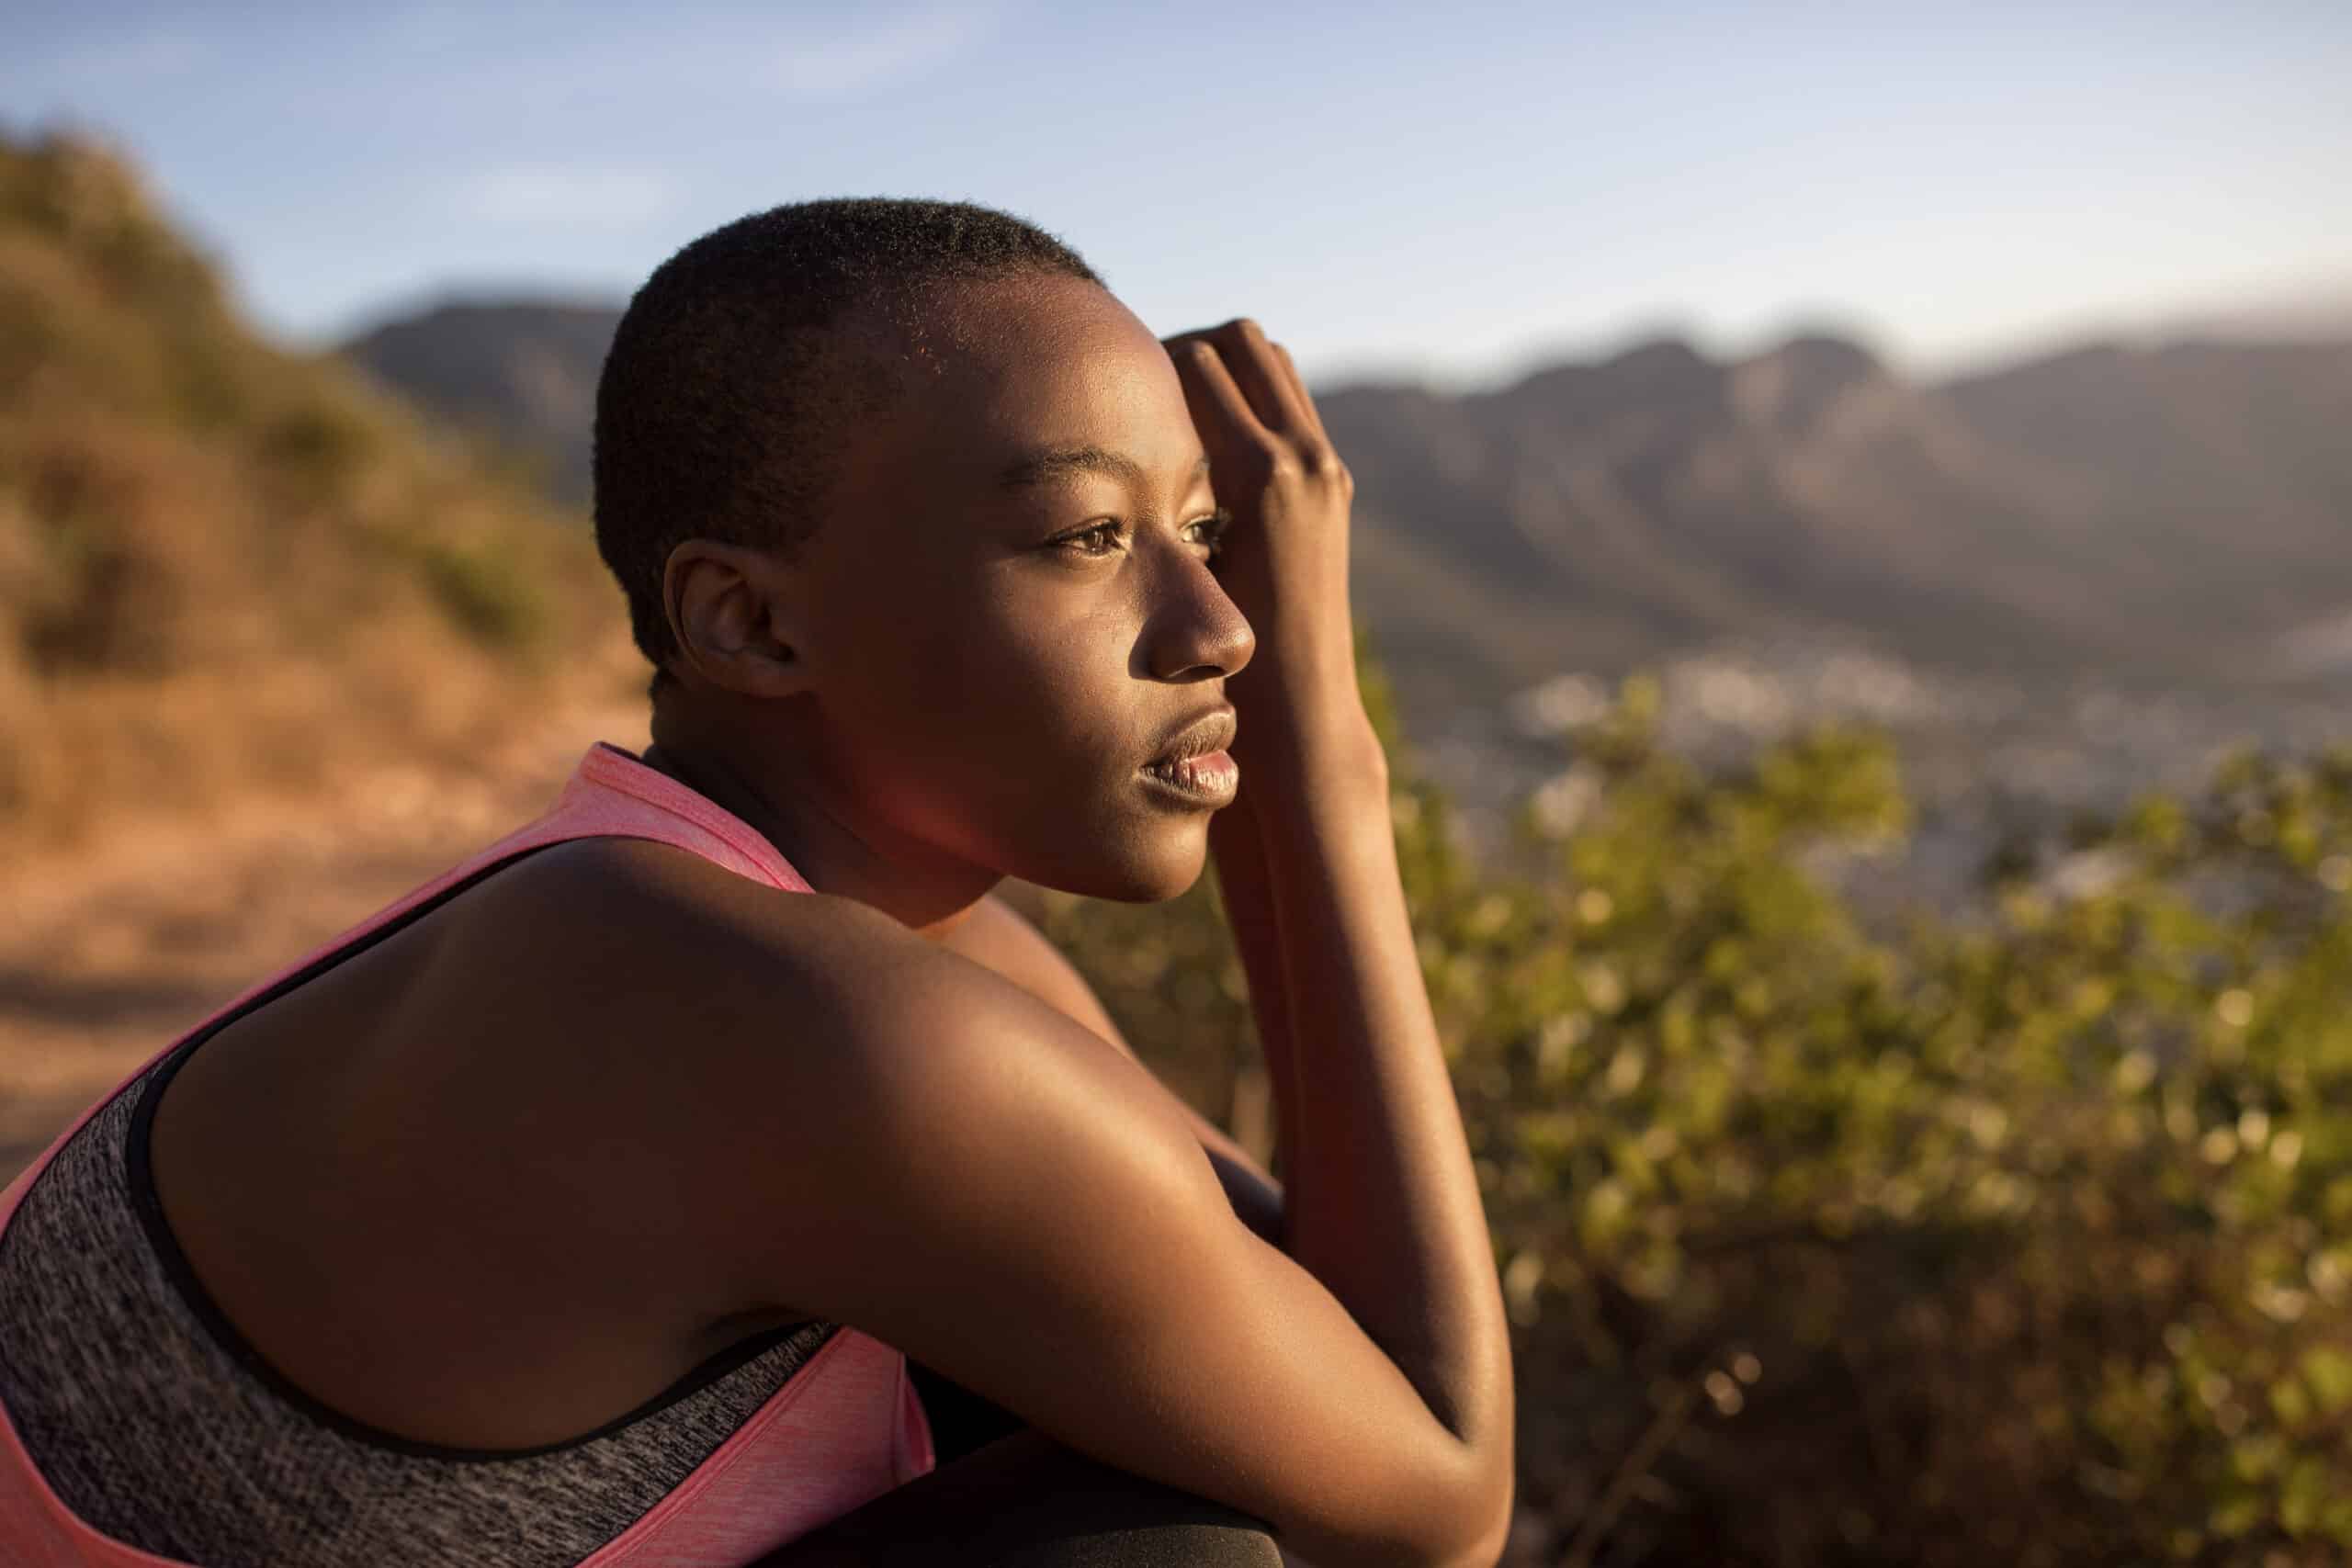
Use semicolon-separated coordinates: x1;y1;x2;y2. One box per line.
0;1051;840;1568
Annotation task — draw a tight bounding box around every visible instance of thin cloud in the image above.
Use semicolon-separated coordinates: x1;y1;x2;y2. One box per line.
775;2;1004;101
456;165;683;228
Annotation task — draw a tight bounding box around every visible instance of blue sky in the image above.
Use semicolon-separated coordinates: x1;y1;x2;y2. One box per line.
8;0;2348;389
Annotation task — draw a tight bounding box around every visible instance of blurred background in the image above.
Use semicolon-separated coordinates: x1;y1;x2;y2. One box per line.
5;3;2350;1562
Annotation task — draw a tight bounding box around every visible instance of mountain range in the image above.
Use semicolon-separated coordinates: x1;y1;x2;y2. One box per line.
340;299;2352;733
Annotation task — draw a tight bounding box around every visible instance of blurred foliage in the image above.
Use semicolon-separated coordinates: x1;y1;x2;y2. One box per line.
1050;660;2352;1567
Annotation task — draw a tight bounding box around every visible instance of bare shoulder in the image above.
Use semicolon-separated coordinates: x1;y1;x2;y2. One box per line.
418;832;1177;1196
435;833;935;1023
416;834;1012;1112
418;835;1193;1282
467;840;1128;1070
450;838;1100;1050
315;836;898;1252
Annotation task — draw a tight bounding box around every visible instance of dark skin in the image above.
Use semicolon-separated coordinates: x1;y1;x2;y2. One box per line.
146;278;1512;1566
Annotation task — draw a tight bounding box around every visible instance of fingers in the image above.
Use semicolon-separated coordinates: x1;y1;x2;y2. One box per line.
1167;335;1276;470
1267;342;1329;445
1166;320;1321;446
1212;321;1312;440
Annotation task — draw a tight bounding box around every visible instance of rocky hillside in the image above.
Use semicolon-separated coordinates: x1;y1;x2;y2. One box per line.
1321;332;2352;717
0;131;645;857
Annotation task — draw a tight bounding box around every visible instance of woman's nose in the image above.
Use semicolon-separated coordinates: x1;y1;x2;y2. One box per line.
1142;547;1254;682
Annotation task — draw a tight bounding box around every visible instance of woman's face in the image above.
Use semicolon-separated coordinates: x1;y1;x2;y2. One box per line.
790;274;1256;902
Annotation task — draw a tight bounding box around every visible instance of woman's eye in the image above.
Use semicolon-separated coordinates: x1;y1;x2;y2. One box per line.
1057;522;1123;558
1188;509;1233;558
1051;513;1227;561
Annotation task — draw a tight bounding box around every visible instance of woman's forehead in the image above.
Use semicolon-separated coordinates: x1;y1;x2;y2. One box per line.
875;277;1204;493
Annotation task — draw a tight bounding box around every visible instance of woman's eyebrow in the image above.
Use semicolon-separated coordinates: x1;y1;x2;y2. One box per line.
995;446;1211;492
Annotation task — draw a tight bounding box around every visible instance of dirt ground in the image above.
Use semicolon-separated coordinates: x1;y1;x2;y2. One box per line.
1;700;650;1184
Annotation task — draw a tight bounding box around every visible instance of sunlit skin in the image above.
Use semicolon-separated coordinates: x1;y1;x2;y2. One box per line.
638;273;1257;930
145;276;1514;1567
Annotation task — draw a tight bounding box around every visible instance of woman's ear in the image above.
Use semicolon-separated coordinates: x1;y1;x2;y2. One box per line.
662;539;813;699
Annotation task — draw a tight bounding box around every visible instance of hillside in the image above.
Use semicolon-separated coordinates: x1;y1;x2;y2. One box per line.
0;131;644;858
337;298;2352;733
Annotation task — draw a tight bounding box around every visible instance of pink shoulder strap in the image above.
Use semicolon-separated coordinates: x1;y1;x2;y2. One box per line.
0;742;933;1568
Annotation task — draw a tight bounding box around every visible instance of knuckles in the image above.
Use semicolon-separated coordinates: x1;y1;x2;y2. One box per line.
1227;439;1289;488
1293;439;1351;495
1234;440;1352;501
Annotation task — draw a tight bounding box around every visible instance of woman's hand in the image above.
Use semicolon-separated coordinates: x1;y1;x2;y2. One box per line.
1160;320;1379;780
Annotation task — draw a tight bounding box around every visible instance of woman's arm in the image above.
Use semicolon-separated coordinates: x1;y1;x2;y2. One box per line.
1217;715;1510;1451
571;852;1512;1565
1167;317;1514;1524
1206;792;1299;1242
933;892;1286;1249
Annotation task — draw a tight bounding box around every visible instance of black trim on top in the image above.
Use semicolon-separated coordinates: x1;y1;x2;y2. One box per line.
122;837;832;1464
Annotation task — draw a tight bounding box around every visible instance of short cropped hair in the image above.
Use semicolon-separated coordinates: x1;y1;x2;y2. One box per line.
592;197;1103;694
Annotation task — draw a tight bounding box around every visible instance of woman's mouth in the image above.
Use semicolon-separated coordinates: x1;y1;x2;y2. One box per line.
1138;749;1240;807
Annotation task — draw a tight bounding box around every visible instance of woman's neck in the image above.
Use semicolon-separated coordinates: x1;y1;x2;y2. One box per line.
638;700;999;939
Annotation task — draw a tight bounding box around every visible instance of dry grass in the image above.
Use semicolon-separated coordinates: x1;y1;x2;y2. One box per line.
0;128;646;863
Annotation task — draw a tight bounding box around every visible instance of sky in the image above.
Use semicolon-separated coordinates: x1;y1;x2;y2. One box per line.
7;0;2349;390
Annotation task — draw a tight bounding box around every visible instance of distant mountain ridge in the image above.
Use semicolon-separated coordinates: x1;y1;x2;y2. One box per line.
336;298;2352;726
342;299;618;504
1320;330;2352;718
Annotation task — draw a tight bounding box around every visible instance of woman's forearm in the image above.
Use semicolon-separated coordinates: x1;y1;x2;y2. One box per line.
1208;793;1302;1244
1217;709;1513;1473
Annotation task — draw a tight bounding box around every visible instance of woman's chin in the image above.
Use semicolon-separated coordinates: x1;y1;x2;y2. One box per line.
1024;830;1210;904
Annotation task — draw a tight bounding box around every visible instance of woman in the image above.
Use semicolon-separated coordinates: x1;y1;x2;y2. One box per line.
0;199;1514;1567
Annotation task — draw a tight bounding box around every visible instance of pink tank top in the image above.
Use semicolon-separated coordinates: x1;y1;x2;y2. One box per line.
0;740;938;1567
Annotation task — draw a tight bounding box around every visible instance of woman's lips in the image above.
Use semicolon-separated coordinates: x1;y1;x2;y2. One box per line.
1138;748;1239;807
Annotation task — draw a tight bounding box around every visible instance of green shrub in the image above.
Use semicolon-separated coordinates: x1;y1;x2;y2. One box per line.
1054;653;2352;1566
